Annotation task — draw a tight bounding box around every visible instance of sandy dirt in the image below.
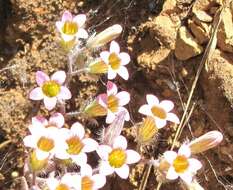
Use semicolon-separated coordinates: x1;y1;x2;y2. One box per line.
0;0;232;189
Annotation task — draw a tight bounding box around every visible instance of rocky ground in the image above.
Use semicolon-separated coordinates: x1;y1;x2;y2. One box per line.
0;0;233;189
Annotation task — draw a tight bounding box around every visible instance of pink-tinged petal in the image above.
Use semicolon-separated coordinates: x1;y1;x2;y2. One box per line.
36;71;49;86
71;122;85;139
119;52;130;65
146;94;159;106
126;150;140;164
107;81;118;95
116;91;130;106
155;118;167;129
99;161;114;176
117;107;130;121
110;41;120;54
117;66;129;80
113;135;127;149
72;152;87;166
73;14;86;27
188;158;202;172
107;68;117;80
115;164;129;179
100;51;110;64
92;174;106;189
97;145;112;160
159;100;174;112
56;21;63;33
61;33;76;42
36;149;50;160
106;111;116;124
164;151;177;164
179;172;193;184
97;93;108;108
29;87;44;100
43;96;57;110
46;178;59;190
82;138;98;153
55;149;70;160
62;11;73;22
138;105;152;116
166;167;178;180
81;164;93;177
76;28;88;39
49;112;65;128
51;71;66;85
32;116;48;128
61;173;78;186
23;135;37;148
167;113;180;124
178;144;191;158
57;86;71;100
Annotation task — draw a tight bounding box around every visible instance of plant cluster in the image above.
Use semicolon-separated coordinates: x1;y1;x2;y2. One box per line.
23;11;223;190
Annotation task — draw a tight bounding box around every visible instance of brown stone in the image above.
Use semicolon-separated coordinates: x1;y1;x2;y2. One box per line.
175;26;203;60
217;8;233;53
188;19;209;44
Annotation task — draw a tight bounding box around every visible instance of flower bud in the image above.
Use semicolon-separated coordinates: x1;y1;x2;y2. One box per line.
102;111;126;146
188;131;223;154
87;24;122;48
84;100;107;117
87;59;108;74
137;116;158;145
29;150;48;172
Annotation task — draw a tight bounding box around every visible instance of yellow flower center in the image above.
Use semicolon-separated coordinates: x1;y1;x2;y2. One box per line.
108;148;126;168
56;184;70;190
173;155;189;173
37;137;55;152
66;136;84;155
151;106;167;119
42;81;61;97
82;176;94;190
107;95;119;113
62;21;78;35
109;53;121;70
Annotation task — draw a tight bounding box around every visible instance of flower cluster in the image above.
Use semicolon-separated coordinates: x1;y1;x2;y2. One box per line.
22;10;224;190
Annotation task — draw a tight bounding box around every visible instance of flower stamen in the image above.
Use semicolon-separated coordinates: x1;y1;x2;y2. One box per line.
66;136;84;155
151;106;167;119
173;155;189;173
107;95;119;113
109;53;121;70
108;148;126;168
62;21;78;35
81;176;94;190
42;81;61;97
37;137;55;152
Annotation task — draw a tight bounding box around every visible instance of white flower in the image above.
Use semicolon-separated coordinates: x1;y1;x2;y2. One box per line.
97;81;130;124
97;135;140;179
56;122;98;165
56;11;88;42
29;71;71;110
76;164;106;190
164;145;202;184
47;173;78;190
138;94;180;128
100;41;130;80
31;112;65;129
23;126;67;160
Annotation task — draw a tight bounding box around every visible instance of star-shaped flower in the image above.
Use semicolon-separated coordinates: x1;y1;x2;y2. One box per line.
29;71;71;110
100;41;130;80
138;94;179;128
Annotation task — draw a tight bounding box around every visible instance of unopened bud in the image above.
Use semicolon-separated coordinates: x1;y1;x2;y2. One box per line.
137;116;158;145
87;24;122;48
102;111;126;146
30;150;48;172
84;100;107;117
88;59;108;74
188;131;223;154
